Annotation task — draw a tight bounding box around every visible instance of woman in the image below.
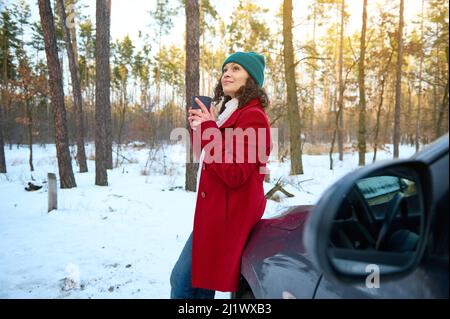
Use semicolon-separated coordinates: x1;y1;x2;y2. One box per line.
170;51;271;299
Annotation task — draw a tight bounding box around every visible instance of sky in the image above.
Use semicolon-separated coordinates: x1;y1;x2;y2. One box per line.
5;0;424;55
106;0;423;52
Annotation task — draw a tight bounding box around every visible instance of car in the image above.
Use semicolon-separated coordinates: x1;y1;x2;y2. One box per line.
233;134;449;299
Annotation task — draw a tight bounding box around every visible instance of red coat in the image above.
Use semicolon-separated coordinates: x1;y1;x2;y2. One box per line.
190;98;271;292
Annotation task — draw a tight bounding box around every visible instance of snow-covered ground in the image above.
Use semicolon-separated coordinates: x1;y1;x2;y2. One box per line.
0;141;417;299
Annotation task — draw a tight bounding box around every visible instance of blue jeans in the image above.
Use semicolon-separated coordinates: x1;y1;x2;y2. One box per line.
170;232;216;299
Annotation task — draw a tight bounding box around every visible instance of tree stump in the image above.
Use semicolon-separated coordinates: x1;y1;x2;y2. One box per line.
48;173;57;212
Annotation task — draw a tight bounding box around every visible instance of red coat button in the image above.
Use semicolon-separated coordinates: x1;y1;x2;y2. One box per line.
201;191;206;198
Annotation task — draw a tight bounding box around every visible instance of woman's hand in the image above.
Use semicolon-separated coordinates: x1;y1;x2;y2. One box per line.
188;98;215;130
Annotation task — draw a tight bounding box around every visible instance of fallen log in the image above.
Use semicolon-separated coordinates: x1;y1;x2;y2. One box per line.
265;178;294;200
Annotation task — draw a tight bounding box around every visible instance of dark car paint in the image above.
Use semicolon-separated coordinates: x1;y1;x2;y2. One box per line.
240;205;323;298
315;253;448;298
240;134;449;299
242;205;388;298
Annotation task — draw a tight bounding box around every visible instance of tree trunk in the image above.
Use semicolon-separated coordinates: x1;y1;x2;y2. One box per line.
115;78;127;168
329;102;343;170
432;23;439;139
406;82;413;144
283;0;303;175
337;0;345;161
26;98;34;172
185;0;200;192
373;74;386;163
104;4;113;169
95;0;111;186
59;47;64;90
156;28;162;112
384;86;393;143
1;23;9;173
69;1;79;66
310;0;317;144
357;0;367;166
415;0;425;152
207;70;211;97
0;101;6;173
38;0;76;189
393;0;404;158
164;80;167;111
435;45;449;140
57;0;88;173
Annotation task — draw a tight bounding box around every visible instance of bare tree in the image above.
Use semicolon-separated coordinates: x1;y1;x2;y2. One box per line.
415;0;425;151
0;104;5;173
38;0;76;188
283;0;303;175
309;0;318;144
104;3;113;170
435;45;449;139
56;0;88;173
393;0;404;158
329;102;343;170
357;0;368;166
68;0;79;68
185;0;200;191
337;0;345;161
373;49;394;163
95;0;111;186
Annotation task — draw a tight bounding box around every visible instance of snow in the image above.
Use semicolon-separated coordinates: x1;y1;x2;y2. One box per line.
0;142;417;299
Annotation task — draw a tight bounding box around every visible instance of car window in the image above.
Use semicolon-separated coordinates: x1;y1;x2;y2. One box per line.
331;175;423;253
356;176;410;205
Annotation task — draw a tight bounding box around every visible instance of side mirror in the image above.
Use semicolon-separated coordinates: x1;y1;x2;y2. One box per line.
304;160;430;283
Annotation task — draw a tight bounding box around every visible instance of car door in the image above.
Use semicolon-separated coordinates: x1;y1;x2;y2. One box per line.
314;173;448;299
315;260;447;298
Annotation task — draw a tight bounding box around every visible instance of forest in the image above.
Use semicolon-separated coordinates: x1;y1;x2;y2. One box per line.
0;0;448;189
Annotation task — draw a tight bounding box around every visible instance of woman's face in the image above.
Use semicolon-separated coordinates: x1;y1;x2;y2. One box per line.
221;62;249;98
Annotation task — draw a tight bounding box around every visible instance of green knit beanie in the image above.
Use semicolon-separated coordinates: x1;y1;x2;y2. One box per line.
222;51;265;88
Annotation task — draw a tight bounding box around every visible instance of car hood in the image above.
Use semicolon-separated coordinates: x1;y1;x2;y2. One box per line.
243;205;314;264
261;205;314;230
240;205;319;298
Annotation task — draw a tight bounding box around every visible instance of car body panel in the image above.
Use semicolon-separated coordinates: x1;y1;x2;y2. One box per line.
240;134;449;299
315;257;448;298
241;205;322;298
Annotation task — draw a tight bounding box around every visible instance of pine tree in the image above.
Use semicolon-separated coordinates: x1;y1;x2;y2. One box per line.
95;0;111;186
283;0;303;175
393;0;404;158
185;0;200;192
56;0;88;173
38;0;76;188
357;0;368;166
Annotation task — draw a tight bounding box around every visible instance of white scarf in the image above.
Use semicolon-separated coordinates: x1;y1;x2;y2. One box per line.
215;98;239;127
196;98;239;191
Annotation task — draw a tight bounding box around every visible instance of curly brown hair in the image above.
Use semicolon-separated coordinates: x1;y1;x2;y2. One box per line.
212;75;270;115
